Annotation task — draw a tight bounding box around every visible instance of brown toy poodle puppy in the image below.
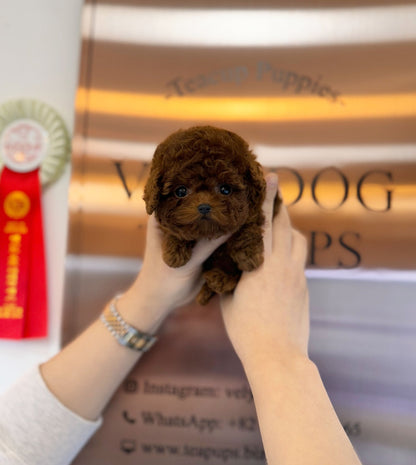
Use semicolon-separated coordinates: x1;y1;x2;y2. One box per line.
143;125;280;305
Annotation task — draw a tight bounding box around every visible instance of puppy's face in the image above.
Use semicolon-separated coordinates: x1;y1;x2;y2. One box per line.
155;160;250;241
143;126;267;241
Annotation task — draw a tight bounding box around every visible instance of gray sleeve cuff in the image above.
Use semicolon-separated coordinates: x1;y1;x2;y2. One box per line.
0;366;102;465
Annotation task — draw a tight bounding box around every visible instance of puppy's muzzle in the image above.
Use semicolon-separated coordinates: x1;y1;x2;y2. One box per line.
198;203;211;215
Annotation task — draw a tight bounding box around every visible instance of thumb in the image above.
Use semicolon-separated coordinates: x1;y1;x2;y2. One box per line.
144;214;163;253
187;233;232;268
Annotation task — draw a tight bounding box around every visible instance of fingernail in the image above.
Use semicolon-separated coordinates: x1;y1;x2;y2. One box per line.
266;173;278;190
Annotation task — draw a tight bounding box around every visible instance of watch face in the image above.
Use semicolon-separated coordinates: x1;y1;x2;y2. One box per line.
0;119;48;173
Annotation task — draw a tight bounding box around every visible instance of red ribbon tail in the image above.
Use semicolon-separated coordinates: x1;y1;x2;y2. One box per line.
0;167;48;339
24;171;48;337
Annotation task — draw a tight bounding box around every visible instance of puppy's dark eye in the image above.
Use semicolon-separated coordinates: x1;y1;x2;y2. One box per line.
219;184;232;195
174;186;188;198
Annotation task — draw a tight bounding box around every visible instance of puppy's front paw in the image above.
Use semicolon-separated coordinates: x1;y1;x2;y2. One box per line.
232;247;264;271
162;236;195;268
229;224;264;271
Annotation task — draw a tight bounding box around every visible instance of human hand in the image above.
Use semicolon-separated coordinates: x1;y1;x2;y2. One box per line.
119;215;230;331
220;174;310;369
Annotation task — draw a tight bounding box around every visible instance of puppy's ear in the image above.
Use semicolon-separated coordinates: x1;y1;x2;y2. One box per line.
143;160;162;215
246;157;267;218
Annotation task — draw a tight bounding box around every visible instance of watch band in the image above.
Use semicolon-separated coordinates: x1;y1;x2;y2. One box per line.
100;295;157;352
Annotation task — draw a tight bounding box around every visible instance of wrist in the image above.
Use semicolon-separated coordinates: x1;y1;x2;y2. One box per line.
100;296;158;352
242;348;315;386
115;284;171;334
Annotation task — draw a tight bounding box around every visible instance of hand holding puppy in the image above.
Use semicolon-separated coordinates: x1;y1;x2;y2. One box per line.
118;214;230;332
220;173;310;368
220;177;362;465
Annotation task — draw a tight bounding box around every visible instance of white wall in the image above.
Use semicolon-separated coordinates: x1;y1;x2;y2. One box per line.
0;0;84;392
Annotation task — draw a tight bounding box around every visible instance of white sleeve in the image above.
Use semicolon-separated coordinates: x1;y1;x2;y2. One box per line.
0;366;102;465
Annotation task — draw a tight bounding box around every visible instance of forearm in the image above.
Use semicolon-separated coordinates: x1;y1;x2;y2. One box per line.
245;354;362;465
40;285;166;421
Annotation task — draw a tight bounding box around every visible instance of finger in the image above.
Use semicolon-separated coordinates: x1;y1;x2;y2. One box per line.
272;199;293;257
144;215;163;252
186;273;206;302
262;173;279;255
291;229;308;267
188;232;232;268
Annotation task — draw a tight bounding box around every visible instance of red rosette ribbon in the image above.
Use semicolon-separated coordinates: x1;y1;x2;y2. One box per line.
0;166;47;338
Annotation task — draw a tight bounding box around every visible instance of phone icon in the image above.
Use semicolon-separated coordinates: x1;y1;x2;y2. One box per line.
123;410;136;424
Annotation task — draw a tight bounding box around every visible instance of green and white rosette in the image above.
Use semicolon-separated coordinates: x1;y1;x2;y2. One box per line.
0;99;70;186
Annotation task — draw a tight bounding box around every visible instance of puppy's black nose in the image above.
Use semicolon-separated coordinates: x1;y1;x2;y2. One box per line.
198;204;211;215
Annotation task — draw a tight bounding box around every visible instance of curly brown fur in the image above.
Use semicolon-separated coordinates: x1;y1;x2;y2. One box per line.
143;125;281;305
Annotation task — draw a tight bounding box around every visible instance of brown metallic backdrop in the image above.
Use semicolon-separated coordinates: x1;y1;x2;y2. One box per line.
65;2;416;464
